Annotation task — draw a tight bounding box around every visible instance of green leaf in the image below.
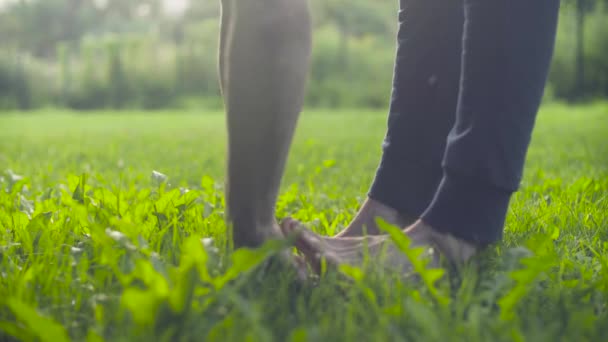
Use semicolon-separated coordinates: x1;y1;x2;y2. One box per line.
497;238;554;322
72;173;88;203
0;321;27;341
121;288;164;326
550;226;560;240
180;237;210;282
376;218;449;306
86;330;104;342
169;266;198;314
7;298;70;342
289;327;309;342
215;239;283;290
339;264;365;282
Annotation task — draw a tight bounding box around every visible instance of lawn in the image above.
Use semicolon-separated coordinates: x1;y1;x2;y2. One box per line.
0;103;607;341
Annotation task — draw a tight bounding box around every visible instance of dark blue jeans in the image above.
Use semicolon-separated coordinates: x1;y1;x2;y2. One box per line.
369;0;560;246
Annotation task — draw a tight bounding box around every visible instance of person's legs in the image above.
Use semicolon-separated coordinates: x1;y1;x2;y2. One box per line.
220;0;312;249
285;0;561;272
338;0;465;237
420;0;561;246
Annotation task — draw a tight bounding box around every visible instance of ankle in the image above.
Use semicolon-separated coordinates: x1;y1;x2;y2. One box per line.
359;198;413;227
407;220;478;264
337;198;405;237
231;217;282;249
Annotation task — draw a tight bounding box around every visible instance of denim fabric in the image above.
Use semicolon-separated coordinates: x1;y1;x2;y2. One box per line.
369;0;560;245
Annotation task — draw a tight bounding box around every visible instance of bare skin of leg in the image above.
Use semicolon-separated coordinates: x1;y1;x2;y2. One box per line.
281;218;478;275
219;0;312;249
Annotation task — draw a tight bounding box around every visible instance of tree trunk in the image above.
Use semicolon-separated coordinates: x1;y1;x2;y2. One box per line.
338;28;349;74
575;0;586;99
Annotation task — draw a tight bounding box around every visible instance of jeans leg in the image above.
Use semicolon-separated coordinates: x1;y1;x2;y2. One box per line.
421;0;561;246
369;0;465;218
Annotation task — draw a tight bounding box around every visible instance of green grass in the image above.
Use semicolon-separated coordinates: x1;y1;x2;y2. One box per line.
0;103;607;341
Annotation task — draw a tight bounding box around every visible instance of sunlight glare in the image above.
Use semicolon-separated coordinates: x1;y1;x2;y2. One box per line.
163;0;189;16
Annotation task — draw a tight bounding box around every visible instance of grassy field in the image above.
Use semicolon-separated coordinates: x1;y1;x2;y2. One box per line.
0;103;607;341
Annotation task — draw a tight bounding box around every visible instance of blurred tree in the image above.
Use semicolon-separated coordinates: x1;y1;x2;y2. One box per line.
575;0;593;98
0;0;606;110
0;0;165;57
565;0;607;99
311;0;395;70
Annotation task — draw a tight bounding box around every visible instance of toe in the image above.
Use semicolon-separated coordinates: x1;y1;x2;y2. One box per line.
279;217;300;237
279;218;338;274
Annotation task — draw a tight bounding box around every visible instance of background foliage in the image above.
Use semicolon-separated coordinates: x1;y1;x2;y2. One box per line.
0;0;607;111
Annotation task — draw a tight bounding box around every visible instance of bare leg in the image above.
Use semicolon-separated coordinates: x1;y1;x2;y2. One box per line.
220;0;312;249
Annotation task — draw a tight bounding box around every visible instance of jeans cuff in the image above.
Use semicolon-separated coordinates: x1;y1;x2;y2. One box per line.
420;169;513;246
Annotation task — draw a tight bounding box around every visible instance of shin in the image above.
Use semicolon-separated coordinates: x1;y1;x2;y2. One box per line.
219;0;312;248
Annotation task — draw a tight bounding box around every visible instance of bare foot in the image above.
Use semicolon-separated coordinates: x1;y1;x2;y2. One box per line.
246;222;311;281
280;218;478;275
335;198;415;237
